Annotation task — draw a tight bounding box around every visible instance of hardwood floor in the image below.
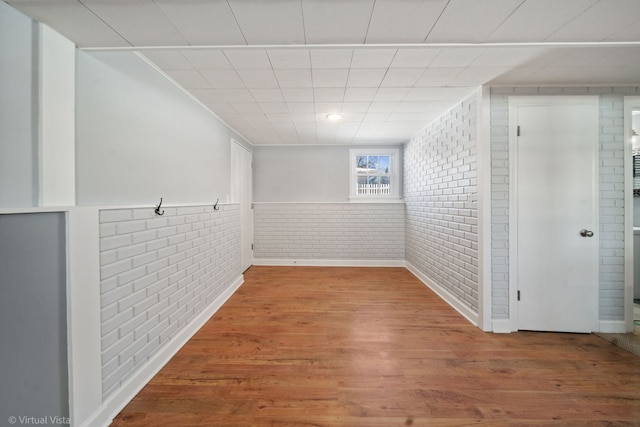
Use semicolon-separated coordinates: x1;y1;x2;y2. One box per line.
111;266;640;426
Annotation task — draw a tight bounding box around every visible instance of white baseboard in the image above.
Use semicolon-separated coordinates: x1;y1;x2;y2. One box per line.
81;274;245;427
598;320;628;333
405;262;479;327
491;319;515;333
252;258;406;267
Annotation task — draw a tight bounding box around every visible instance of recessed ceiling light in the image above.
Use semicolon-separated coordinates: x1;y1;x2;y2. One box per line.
326;113;342;121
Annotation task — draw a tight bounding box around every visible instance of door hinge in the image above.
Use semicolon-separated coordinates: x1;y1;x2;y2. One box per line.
517;290;521;301
251;243;254;250
517;125;521;137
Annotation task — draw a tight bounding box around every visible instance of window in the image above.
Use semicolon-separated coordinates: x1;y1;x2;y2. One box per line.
349;148;400;200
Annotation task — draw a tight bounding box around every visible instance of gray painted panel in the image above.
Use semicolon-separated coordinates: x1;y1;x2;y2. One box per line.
0;213;69;424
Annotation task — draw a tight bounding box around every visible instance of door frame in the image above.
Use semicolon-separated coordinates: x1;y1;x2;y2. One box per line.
230;138;253;272
508;96;600;332
624;96;640;333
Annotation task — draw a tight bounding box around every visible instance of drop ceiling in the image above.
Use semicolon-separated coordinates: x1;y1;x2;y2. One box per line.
6;0;640;145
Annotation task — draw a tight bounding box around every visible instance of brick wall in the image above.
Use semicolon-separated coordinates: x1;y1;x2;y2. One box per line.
253;203;405;262
490;86;639;321
404;93;479;314
99;204;240;398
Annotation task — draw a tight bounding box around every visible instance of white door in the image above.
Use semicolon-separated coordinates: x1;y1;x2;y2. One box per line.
510;97;599;333
231;140;253;272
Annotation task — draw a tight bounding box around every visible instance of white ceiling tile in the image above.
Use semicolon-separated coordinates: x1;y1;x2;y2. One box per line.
249;89;285;103
347;68;388;88
314;102;344;115
274;69;313;88
302;0;374;44
390;49;440;68
181;50;233;69
344;88;379;102
607;17;640;42
387;113;431;122
288;104;316;114
368;101;401;113
81;0;187;46
380;68;424;87
223;50;272;69
414;68;464;86
281;88;315;103
471;47;547;67
453;67;511;86
164;69;211;89
231;102;264;114
7;0;129;47
430;48;485;68
200;69;244;88
341;103;370;113
310;49;354;69
188;88;226;103
363;112;390;122
547;0;640;42
350;49;397;68
228;0;305;44
267;49;312;69
426;0;524;43
154;0;245;45
203;102;236;114
216;88;255;103
314;88;345;103
290;112;317;121
140;51;192;70
374;88;410;102
588;47;640;68
487;0;598;42
413;87;476;102
366;0;448;43
237;69;279;89
312;69;349;87
259;103;289;114
489;67;543;84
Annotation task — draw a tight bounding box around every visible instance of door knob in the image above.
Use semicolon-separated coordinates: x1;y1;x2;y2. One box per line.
580;229;594;237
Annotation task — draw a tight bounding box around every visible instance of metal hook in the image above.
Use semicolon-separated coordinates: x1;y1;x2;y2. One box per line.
154;197;165;216
213;198;220;211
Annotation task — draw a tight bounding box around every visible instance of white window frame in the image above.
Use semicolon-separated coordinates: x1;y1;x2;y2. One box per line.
349;148;400;201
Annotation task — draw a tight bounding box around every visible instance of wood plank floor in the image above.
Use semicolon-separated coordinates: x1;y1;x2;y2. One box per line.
111;266;640;426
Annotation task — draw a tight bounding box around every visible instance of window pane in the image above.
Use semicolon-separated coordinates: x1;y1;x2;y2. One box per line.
367;156;379;172
356;155;368;173
379;156;390;174
380;176;390;185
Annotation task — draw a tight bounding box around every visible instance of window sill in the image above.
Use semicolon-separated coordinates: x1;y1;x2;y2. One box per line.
348;197;404;204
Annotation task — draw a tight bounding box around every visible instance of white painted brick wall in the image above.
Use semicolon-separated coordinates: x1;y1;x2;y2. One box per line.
404;94;479;313
99;204;240;398
490;86;639;321
253;203;405;261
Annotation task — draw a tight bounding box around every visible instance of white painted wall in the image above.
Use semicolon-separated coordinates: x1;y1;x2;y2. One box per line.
253;145;402;202
75;50;250;206
39;25;76;206
0;2;37;207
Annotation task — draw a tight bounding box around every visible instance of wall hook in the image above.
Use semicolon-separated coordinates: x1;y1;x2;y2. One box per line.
154;198;165;216
213;198;220;211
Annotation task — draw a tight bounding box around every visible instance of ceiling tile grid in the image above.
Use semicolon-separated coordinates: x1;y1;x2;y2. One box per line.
5;0;640;145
